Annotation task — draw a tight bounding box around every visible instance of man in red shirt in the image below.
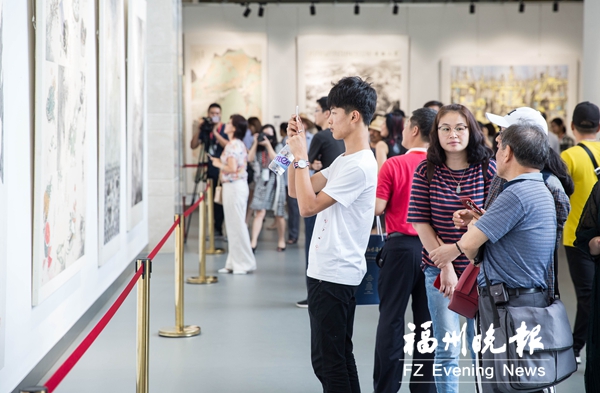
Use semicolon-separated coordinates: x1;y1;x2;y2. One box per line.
373;108;437;393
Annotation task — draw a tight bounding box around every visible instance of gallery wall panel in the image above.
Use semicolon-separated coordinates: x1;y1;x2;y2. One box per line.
32;0;97;306
0;0;5;370
127;0;147;230
99;0;127;264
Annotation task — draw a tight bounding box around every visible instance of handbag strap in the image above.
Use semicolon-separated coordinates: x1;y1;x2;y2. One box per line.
578;143;600;181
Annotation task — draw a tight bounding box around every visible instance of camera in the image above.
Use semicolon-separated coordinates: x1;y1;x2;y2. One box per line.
198;117;214;144
257;133;266;142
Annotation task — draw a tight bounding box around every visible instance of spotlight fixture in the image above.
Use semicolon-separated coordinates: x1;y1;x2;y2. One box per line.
553;0;559;12
519;0;525;13
258;3;264;17
354;2;360;15
310;2;316;16
469;0;475;14
243;3;251;17
393;2;398;15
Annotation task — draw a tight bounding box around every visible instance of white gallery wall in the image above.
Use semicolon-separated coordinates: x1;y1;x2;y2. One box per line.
0;1;149;391
182;2;583;127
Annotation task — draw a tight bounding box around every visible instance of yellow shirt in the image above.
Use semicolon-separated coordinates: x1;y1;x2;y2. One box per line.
561;141;600;246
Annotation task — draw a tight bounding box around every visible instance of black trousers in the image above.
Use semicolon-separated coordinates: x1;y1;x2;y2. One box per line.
308;277;360;393
208;174;224;235
373;235;435;393
565;245;595;354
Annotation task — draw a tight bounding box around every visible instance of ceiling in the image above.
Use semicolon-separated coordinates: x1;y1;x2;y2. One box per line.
182;0;581;4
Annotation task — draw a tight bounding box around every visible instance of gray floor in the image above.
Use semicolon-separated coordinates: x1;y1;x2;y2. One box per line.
39;218;586;392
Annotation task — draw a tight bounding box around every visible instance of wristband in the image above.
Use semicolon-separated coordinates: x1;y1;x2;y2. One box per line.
455;242;463;254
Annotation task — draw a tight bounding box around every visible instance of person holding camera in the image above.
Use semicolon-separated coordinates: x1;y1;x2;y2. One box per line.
190;103;229;238
248;124;287;252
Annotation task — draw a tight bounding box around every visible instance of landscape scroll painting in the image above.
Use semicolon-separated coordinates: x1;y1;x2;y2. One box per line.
99;0;125;264
32;0;93;305
127;0;146;230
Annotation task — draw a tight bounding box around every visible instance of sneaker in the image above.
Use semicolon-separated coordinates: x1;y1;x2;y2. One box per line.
218;268;232;274
233;270;248;275
295;299;308;308
576;356;582;364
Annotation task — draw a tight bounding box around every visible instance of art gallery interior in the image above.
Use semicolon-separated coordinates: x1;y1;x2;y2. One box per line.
1;0;600;392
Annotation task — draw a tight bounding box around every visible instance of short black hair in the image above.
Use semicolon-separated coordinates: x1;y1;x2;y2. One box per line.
410;108;437;143
327;76;377;126
424;100;444;109
279;122;288;137
230;114;248;140
500;122;548;170
208;103;221;111
316;97;329;113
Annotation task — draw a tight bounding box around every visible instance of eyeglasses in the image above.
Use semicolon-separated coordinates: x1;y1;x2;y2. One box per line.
438;126;468;135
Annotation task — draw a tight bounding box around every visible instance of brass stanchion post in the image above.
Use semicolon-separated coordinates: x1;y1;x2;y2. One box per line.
206;179;225;255
20;388;48;393
187;190;218;284
136;259;151;393
159;215;201;337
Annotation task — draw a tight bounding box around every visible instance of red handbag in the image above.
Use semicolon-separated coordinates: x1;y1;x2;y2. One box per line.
433;263;480;319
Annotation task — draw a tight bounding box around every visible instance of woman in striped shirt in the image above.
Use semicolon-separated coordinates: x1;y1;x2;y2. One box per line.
408;104;495;392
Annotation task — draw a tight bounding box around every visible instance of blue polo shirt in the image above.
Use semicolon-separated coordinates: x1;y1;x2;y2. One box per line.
475;172;556;289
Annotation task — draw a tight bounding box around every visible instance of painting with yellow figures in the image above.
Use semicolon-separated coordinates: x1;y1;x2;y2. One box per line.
441;58;578;125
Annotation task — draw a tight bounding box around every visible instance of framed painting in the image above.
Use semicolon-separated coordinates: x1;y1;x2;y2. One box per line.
98;0;126;264
441;57;578;125
32;0;94;305
297;35;410;116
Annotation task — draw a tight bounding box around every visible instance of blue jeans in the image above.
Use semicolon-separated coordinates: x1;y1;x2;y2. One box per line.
423;266;475;393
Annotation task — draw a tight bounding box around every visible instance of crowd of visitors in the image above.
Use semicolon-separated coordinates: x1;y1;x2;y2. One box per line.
190;82;599;392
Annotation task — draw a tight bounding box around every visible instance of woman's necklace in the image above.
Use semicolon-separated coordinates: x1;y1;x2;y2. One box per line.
445;165;468;194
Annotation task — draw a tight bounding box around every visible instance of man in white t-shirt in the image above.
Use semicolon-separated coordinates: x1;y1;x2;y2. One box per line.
287;76;378;393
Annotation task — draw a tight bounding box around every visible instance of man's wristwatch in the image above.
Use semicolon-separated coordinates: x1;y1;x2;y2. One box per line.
294;159;309;169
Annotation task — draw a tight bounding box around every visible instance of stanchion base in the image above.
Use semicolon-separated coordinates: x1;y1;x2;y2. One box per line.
186;275;219;285
158;325;201;338
206;248;225;255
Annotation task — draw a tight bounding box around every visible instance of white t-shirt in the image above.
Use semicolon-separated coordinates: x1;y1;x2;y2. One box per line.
307;149;377;286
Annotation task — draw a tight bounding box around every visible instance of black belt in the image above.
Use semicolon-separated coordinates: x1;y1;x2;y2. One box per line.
479;286;543;297
387;232;417;239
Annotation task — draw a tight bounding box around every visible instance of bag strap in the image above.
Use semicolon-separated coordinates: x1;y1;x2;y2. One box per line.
578;143;600;181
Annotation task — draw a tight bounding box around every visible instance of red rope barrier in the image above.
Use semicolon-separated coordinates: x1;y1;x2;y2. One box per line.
147;217;180;261
44;265;145;392
183;163;208;168
184;193;205;218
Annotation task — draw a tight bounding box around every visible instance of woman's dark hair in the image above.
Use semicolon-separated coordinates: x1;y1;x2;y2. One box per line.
230;114;248;140
544;148;575;196
384;110;405;154
247;117;262;134
427;104;494;166
258;124;278;151
551;117;567;135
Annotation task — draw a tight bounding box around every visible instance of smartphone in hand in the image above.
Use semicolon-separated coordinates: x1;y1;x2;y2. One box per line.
459;197;484;216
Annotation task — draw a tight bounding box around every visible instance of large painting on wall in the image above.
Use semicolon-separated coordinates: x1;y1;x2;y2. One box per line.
32;0;94;305
0;0;6;370
441;57;578;125
99;0;125;263
297;35;410;117
183;32;266;193
127;0;146;230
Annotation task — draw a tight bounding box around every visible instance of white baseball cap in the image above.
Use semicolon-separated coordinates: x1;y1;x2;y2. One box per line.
485;107;548;134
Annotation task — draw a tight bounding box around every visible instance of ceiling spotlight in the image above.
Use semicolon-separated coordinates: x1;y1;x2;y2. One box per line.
258;3;264;17
553;0;559;12
354;2;360;15
310;2;316;15
469;1;475;14
243;4;251;17
519;0;525;13
393;2;398;15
